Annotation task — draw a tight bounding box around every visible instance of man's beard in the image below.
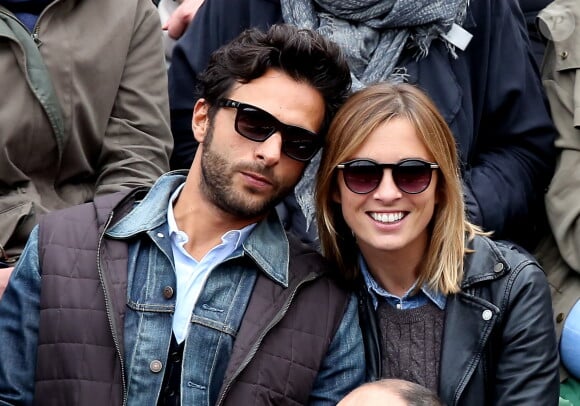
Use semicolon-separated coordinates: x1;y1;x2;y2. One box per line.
199;125;293;220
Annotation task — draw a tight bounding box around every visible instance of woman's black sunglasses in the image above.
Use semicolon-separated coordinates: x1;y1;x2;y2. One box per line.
217;98;321;162
336;158;439;195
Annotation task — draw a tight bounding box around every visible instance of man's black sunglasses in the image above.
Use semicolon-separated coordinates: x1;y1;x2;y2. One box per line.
337;158;439;194
218;98;321;162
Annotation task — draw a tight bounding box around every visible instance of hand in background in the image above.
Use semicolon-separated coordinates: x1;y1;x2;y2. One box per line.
162;0;204;39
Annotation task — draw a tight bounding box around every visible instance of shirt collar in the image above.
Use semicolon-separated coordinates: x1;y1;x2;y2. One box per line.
359;255;446;310
106;171;291;287
166;183;255;254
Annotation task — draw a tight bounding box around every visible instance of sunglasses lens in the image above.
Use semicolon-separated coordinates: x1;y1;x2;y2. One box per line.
340;159;435;195
236;108;276;141
236;107;318;161
282;127;319;161
343;161;383;194
393;160;433;194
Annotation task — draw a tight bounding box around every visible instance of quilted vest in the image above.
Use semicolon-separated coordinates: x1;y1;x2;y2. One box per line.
34;191;350;405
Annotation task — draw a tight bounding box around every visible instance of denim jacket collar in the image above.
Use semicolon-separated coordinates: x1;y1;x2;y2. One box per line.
241;211;289;287
105;170;291;287
106;171;187;238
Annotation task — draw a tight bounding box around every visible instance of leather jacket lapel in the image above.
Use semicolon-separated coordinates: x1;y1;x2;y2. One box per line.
439;291;499;405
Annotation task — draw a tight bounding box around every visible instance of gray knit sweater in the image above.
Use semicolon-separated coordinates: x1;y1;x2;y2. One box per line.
377;300;445;391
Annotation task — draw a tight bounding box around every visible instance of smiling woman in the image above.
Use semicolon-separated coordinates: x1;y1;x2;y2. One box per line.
317;83;469;290
316;82;560;406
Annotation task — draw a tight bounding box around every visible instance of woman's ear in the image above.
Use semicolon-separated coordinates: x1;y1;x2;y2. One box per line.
192;99;210;143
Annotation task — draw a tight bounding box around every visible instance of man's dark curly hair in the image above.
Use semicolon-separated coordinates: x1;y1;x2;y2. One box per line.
198;24;352;138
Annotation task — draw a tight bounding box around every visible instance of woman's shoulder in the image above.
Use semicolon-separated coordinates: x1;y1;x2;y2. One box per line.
463;234;543;285
462;235;551;316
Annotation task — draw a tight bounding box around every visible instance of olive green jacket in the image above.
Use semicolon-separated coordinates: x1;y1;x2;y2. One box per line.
0;0;172;261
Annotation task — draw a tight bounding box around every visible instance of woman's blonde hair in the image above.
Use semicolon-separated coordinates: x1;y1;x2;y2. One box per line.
316;82;483;294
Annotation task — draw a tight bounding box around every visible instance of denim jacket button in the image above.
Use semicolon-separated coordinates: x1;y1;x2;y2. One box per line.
163;286;174;299
150;359;163;373
493;263;504;273
482;310;493;321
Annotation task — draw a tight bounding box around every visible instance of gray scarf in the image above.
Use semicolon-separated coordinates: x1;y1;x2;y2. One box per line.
281;0;469;90
280;0;469;240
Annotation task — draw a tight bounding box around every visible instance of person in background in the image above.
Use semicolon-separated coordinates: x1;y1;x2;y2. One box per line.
518;0;553;66
0;24;364;405
316;82;559;405
535;1;580;404
158;0;204;64
0;0;173;295
168;0;557;252
338;379;444;406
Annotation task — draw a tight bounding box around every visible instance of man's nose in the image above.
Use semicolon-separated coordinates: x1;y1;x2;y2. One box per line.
254;132;283;165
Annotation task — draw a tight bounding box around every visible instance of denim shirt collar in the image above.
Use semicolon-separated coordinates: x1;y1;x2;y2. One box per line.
359;255;446;310
105;171;291;287
106;171;186;237
241;211;290;287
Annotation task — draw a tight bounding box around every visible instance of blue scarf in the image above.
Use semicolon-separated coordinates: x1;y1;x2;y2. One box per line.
0;0;54;31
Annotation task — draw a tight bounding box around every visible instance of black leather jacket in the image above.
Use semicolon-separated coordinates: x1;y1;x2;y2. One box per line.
358;235;560;405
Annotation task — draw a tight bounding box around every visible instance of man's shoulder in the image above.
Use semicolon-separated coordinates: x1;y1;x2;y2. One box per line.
286;232;325;267
42;191;129;222
40;188;148;239
286;232;349;293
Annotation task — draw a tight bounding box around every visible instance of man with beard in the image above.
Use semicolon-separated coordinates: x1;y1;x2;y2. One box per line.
0;24;364;406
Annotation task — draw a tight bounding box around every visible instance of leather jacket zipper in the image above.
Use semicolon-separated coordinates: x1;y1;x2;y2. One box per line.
215;271;321;405
97;211;128;406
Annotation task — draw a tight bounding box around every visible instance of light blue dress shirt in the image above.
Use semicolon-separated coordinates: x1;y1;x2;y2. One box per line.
167;184;256;343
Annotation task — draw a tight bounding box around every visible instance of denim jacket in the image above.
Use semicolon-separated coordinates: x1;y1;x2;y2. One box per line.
0;172;365;405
